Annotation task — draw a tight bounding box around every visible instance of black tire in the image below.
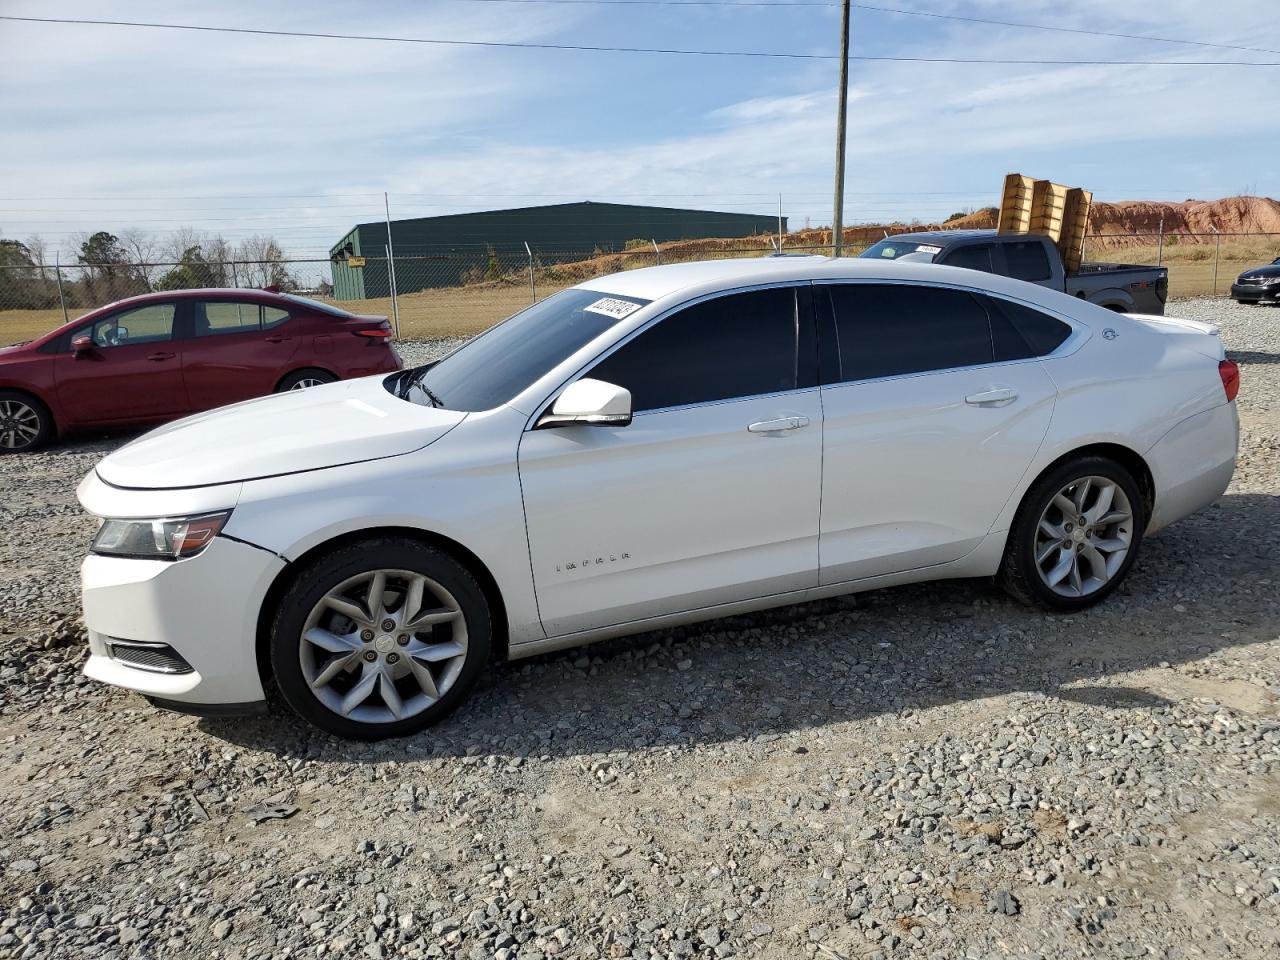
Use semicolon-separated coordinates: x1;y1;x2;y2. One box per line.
0;390;55;453
269;537;492;740
998;455;1146;612
276;368;338;392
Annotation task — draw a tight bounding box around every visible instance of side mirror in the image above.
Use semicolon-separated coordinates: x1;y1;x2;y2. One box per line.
71;335;93;355
538;378;632;428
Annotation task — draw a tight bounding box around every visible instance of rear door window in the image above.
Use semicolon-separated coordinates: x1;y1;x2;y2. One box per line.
1003;241;1053;282
587;287;802;412
195;301;286;336
824;283;994;382
939;244;996;273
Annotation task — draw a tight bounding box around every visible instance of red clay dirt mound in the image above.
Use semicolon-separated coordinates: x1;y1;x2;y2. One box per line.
1086;196;1280;246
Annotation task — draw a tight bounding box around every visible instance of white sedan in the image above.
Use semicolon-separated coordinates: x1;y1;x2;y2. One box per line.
77;257;1240;739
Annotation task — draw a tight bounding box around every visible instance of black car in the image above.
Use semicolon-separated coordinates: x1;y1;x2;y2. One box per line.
1231;257;1280;304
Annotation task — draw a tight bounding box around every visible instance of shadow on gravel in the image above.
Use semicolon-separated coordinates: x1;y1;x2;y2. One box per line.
202;492;1280;761
1229;350;1280;366
1054;686;1175;710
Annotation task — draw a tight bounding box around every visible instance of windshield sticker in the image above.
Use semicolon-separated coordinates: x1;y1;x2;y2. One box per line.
584;297;643;320
915;244;942;255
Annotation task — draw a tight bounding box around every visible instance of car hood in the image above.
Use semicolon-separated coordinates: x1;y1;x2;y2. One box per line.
1238;264;1280;281
95;375;466;490
0;342;33;357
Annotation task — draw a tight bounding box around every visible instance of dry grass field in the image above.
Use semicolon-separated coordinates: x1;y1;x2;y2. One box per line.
3;238;1276;346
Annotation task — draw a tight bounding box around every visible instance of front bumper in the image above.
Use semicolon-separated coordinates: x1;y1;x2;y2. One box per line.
1231;282;1280;302
82;535;285;708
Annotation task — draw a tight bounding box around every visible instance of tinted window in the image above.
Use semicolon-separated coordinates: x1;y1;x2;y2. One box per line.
588;288;799;412
940;244;995;273
402;288;649;412
1004;240;1052;282
987;296;1071;358
279;293;353;317
827;284;992;382
195;301;288;336
72;303;175;348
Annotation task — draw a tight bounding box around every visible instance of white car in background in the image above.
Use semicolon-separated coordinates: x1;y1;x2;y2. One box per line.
77;257;1240;739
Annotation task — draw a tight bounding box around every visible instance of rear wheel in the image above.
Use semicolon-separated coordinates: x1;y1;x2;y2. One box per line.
276;368;337;392
0;391;54;453
999;455;1145;612
270;538;491;739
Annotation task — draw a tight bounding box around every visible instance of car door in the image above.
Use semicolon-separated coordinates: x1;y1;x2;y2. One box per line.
816;281;1059;585
183;299;300;410
52;301;188;425
517;285;823;638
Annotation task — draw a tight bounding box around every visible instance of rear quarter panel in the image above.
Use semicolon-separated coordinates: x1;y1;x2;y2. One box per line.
987;312;1227;533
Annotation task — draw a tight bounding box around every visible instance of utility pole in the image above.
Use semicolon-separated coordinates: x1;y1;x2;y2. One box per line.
831;0;851;257
777;193;783;252
384;192;401;338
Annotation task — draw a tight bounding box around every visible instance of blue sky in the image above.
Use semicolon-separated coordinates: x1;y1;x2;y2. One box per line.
1;0;1277;259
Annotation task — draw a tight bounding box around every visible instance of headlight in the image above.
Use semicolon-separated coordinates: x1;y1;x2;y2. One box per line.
91;511;232;560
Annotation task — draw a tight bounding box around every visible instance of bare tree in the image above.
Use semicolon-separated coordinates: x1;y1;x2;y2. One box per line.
24;235;48;268
120;228;162;290
160;227;234;286
234;235;294;289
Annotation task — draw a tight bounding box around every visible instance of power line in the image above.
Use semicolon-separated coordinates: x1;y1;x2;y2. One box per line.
426;0;1280;57
3;16;1279;65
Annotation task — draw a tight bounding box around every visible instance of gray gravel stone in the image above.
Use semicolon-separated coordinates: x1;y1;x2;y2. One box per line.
0;303;1277;959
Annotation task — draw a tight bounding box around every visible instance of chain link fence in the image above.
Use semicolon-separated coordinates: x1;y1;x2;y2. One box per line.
3;232;1279;346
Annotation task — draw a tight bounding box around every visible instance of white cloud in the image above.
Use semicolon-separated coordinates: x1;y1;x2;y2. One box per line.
1;0;1277;254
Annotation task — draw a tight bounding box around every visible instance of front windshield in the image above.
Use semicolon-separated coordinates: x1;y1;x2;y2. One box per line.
859;239;942;261
388;287;650;412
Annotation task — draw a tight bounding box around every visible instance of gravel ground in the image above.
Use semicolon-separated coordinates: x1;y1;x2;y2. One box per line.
1;298;1277;960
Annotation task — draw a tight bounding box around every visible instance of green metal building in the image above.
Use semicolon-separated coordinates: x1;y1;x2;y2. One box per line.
328;201;783;301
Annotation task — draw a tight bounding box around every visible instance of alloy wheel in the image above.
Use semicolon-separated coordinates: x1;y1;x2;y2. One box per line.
1034;476;1134;598
0;399;41;450
289;377;328;390
299;569;469;724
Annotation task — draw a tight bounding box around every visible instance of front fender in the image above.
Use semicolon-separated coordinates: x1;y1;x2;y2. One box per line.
224;413;544;645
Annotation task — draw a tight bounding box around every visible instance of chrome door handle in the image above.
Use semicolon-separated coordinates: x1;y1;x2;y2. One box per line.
747;416;809;433
965;387;1018;407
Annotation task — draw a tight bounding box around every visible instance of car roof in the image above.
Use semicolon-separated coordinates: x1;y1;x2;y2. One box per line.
91;288;288;309
873;229;999;244
573;254;1057;310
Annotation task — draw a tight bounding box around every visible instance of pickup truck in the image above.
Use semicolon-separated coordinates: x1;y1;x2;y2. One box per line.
859;229;1169;315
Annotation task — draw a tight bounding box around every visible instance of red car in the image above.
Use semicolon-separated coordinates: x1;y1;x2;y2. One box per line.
0;289;402;452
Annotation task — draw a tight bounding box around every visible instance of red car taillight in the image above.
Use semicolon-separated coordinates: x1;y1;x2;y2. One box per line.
352;318;392;339
1218;359;1240;402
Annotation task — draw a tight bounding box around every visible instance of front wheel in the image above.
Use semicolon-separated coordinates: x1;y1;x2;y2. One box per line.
269;538;492;739
0;391;54;453
999;456;1146;612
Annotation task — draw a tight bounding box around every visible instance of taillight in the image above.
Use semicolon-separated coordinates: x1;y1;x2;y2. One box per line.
1218;359;1240;402
354;328;392;339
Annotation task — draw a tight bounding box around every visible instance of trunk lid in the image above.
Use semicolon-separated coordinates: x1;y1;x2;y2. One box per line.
1127;313;1225;361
